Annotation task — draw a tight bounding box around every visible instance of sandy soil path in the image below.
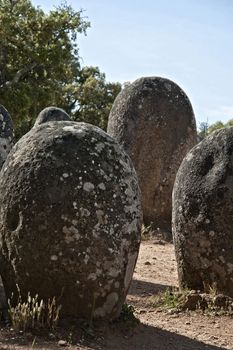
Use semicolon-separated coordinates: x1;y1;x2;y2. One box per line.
1;240;233;350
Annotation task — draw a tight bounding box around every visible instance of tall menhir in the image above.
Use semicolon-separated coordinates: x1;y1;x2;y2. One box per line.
108;77;197;233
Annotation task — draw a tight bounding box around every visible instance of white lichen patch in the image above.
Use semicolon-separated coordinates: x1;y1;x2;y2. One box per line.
63;225;80;243
185;152;194;162
164;82;172;92
84;255;89;264
50;255;58;261
79;207;90;217
209;231;215;237
96;210;108;224
87;273;97;281
63;125;87;137
98;183;106;190
83;182;95;192
94;292;119;318
0;137;12;162
62;126;76;133
122;219;139;236
108;267;121;278
95;142;105;152
227;263;233;273
219;256;225;264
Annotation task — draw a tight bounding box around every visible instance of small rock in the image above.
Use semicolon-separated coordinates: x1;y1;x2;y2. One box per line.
49;333;56;340
139;309;147;314
167;308;179;315
34;106;71;126
58;340;68;347
211;336;219;340
181;292;207;311
153;239;165;245
214;294;231;308
144;261;151;265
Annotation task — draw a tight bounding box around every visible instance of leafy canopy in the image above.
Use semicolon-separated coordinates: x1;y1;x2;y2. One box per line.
198;119;233;140
0;0;121;138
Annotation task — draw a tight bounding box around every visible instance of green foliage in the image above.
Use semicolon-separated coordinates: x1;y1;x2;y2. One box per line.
207;121;224;134
116;303;139;327
225;118;233;127
198;121;209;140
161;289;181;309
8;290;61;331
73;66;121;130
0;0;121;138
198;118;233;139
149;288;181;310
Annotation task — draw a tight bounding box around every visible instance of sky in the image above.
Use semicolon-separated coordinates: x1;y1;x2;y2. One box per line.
32;0;233;126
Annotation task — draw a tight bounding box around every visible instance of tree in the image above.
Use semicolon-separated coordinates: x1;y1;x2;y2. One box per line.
73;66;121;130
198;121;209;140
198;119;233;140
207;121;224;134
225;119;233;127
0;0;121;138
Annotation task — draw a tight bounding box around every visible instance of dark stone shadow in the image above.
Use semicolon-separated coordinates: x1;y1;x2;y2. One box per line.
0;281;228;350
129;278;175;296
101;322;228;350
0;319;228;350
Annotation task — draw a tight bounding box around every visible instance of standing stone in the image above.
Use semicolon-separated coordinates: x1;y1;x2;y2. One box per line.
0;121;142;319
173;128;233;296
0;105;14;169
107;77;197;231
34;106;71;126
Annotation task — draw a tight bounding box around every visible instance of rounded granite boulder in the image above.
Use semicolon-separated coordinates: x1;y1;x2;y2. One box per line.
107;77;197;231
34;106;70;126
0;104;14;169
0;121;142;319
173;128;233;296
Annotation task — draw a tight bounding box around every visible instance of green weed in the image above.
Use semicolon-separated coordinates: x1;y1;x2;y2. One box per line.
116;303;140;327
149;288;181;310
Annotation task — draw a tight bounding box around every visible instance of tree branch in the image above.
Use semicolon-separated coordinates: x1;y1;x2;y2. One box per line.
0;62;37;89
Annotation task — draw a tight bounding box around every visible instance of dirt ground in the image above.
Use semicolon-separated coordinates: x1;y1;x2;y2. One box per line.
1;240;233;350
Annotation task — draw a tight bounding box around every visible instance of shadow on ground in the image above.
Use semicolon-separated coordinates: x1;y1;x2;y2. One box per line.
98;322;228;350
0;321;227;350
129;278;174;296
